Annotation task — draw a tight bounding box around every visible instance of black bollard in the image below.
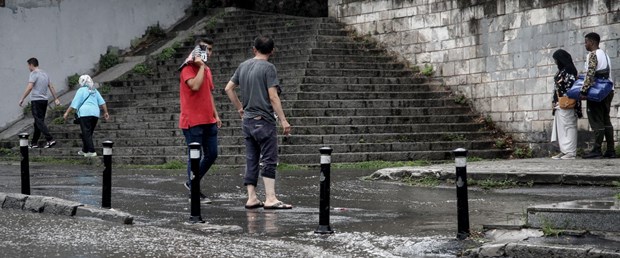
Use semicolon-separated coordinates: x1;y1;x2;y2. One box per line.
18;133;30;195
188;142;204;223
102;141;114;209
453;148;470;240
315;147;334;234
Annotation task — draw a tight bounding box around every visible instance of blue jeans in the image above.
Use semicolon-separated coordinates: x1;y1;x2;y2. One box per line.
243;117;278;186
182;123;218;185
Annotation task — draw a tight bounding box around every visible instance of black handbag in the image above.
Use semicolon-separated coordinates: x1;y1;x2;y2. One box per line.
73;93;92;124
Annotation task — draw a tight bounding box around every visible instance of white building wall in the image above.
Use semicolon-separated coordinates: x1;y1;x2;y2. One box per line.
0;0;191;129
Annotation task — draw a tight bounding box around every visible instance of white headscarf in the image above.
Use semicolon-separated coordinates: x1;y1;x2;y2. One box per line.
79;74;95;91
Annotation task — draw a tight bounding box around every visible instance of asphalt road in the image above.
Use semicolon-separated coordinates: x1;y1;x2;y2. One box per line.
0;162;616;257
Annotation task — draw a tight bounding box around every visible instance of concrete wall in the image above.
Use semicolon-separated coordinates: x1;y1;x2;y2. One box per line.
328;0;620;149
0;0;191;130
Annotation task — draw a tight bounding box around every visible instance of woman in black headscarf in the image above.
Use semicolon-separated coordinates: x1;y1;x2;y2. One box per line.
550;49;580;159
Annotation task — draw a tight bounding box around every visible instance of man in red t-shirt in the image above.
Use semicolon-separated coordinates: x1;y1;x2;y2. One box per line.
179;38;221;204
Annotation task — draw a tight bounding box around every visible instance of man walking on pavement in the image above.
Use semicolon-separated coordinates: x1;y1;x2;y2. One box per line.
225;35;293;210
580;32;616;159
178;38;221;204
18;57;60;149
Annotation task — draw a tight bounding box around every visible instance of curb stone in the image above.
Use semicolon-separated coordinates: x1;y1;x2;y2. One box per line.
370;167;620;186
0;192;133;224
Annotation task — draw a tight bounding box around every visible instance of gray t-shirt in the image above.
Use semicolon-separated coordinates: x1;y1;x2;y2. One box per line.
231;58;280;124
28;69;50;101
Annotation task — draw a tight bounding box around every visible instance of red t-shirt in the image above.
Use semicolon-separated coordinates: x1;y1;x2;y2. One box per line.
178;64;216;129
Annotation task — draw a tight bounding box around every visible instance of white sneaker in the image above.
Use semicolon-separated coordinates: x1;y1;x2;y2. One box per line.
83;152;97;157
560;153;576;160
551;153;564;159
77;151;85;156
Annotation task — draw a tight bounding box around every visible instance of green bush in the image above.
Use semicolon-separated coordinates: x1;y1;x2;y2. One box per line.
146;23;166;38
99;83;111;94
23;103;32;115
421;64;434;76
99;52;120;71
132;64;152;75
513;146;533;158
67;73;79;89
156;47;177;61
52;117;65;125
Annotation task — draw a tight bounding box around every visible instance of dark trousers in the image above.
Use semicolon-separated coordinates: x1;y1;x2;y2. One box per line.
242;117;278;186
182;123;219;184
31;100;53;144
79;116;99;153
586;91;615;152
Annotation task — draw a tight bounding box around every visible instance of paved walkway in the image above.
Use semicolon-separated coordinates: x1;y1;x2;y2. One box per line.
374;157;620;186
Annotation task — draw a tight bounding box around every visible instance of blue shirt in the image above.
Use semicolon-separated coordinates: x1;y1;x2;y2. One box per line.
70;86;105;118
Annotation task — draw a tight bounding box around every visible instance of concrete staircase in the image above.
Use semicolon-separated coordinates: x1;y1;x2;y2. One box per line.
7;9;511;166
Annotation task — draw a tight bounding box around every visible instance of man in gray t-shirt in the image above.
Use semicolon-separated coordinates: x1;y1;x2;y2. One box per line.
225;36;293;210
18;58;60;148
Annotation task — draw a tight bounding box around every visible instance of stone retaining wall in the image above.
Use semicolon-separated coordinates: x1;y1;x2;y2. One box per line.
328;0;620;150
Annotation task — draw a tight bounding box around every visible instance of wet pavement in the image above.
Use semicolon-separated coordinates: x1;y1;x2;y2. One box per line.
0;159;619;257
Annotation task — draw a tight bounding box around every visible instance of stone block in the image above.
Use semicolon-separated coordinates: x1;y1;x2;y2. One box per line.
528;200;620;232
505;243;589;258
75;206;134;224
43;197;81;216
24;195;46;213
3;193;27;210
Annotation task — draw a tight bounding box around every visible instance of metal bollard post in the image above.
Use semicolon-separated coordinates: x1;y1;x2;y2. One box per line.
18;133;30;195
315;147;334;234
189;142;205;223
102;141;114;209
453;148;470;240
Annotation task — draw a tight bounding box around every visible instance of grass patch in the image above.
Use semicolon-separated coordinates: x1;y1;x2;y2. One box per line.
615;193;620;200
333;160;433;169
469;178;518;190
132;160;186;170
0;148;15;157
277;163;309;170
421;64;434;76
541;219;560;237
402;175;440;187
467;156;484;162
30;156;92;165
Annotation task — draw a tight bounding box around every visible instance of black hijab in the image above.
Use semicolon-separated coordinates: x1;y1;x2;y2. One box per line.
552;49;578;77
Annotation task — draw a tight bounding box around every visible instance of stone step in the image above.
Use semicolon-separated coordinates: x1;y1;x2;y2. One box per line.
309;54;395;63
30;139;500;158
104;89;452;102
302;76;426;84
26;130;499;149
47;123;487;139
1;11;512;166
26;147;510;166
306;61;406;70
304;68;412;78
97;107;472;123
